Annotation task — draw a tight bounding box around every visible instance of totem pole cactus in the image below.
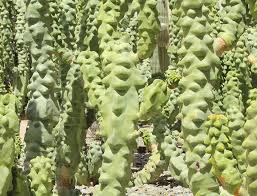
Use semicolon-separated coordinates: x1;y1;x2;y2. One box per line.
137;0;160;59
205;114;242;195
24;1;60;195
215;0;245;56
177;0;221;194
0;94;19;196
13;0;30;112
93;0;145;194
243;89;257;196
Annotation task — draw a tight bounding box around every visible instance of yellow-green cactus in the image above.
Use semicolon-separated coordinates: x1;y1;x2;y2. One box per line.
95;1;145;194
78;0;100;50
87;140;103;183
78;50;104;109
215;0;246;55
24;0;60;166
168;0;183;68
205;114;242;195
137;0;160;59
177;0;221;194
0;0;15;93
243;88;257;196
222;53;246;173
75;149;89;186
28;156;55;196
246;24;257;75
134;117;170;186
95;36;145;196
13;0;30;112
139;79;170;120
55;62;86;193
0;94;19;196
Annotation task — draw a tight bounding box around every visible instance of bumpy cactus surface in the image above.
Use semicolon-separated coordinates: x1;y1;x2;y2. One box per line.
0;94;19;196
177;0;221;194
1;0;257;196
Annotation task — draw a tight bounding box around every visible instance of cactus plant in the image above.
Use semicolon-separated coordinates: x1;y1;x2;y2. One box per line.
177;0;221;194
2;0;257;195
0;94;19;196
204;114;242;195
137;0;160;59
243;88;257;196
215;0;246;56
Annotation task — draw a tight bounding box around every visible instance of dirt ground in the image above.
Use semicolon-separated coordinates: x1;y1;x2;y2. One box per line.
19;120;28;141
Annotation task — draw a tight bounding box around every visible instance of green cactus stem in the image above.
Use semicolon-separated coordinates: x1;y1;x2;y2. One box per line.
214;0;246;56
55;62;86;193
168;0;183;68
246;24;257;76
133;116;169;186
75;150;89;186
243;89;257;196
137;0;160;60
28;156;55;196
94;1;145;194
87;140;103;184
205;114;242;195
24;0;60;168
78;50;104;109
139;79;170;120
94;35;144;196
13;0;30;113
246;0;257;20
168;130;189;187
177;0;221;194
0;94;19;196
0;0;16;93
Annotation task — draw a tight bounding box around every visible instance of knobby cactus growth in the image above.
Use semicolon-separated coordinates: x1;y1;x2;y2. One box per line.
2;0;257;196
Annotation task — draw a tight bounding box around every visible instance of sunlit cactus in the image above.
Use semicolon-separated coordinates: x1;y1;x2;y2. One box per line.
1;0;257;195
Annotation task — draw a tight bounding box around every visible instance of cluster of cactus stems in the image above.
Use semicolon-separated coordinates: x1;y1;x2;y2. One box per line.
3;0;257;195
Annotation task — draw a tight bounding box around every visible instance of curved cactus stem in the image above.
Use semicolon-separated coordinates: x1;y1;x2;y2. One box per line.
214;0;246;55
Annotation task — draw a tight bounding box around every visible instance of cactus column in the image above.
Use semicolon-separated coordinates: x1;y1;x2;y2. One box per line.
94;1;145;195
0;94;19;196
243;89;257;196
24;0;59;194
177;0;220;195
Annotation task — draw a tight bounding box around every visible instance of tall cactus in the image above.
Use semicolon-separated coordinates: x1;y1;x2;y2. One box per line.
137;0;160;60
177;0;221;194
243;89;257;196
55;62;86;193
94;1;145;194
0;94;19;196
0;0;16;93
215;0;246;56
24;0;60;182
205;114;242;195
13;0;30;113
95;36;144;195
